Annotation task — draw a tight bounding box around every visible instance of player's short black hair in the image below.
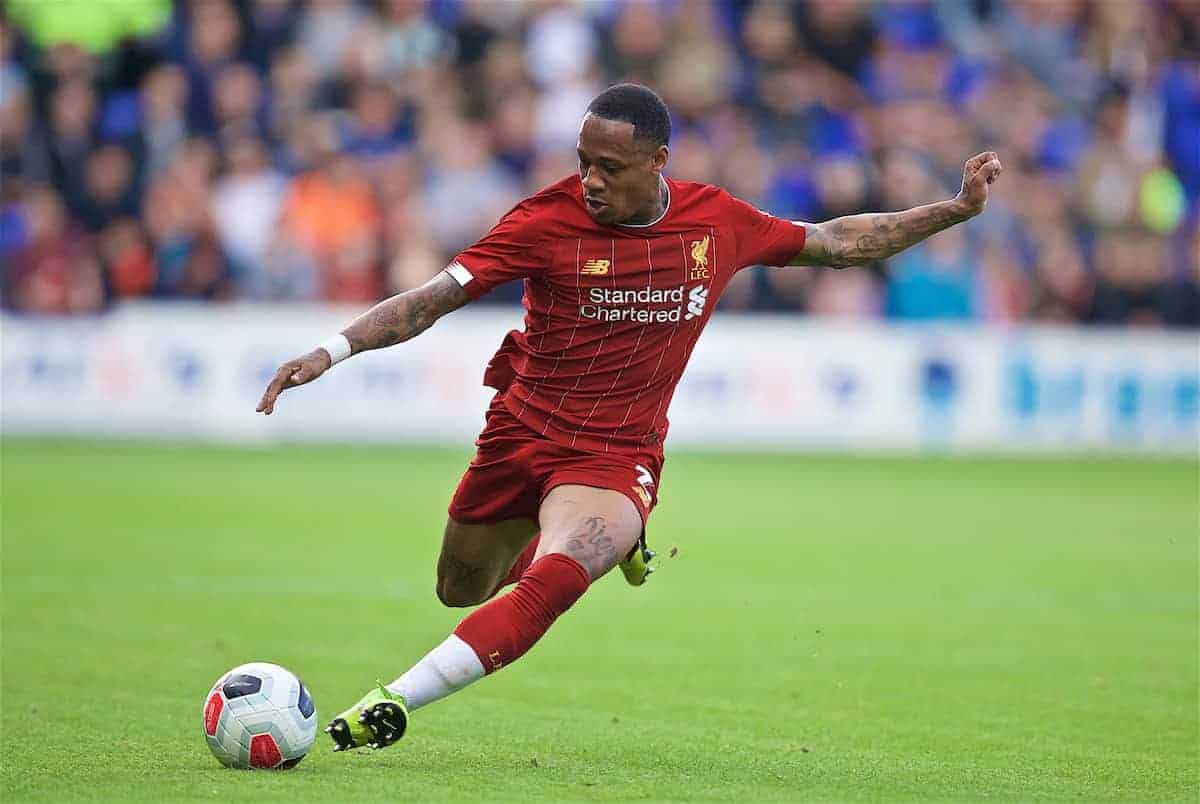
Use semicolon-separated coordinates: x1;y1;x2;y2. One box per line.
586;84;671;149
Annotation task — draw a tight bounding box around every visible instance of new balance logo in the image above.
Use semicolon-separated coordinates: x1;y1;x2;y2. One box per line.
684;285;708;320
581;259;610;276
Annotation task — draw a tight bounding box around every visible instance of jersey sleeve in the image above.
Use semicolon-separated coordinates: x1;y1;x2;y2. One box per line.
447;196;553;299
723;191;808;269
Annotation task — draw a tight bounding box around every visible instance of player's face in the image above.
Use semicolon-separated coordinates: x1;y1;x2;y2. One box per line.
577;114;669;226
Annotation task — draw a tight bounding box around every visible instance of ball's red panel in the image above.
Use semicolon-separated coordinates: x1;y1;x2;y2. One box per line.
249;734;282;769
203;692;223;737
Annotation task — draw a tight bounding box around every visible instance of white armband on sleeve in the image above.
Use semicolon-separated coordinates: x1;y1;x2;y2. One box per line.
317;334;352;366
445;261;474;287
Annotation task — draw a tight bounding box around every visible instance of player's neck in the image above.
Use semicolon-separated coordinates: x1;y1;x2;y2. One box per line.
620;177;669;226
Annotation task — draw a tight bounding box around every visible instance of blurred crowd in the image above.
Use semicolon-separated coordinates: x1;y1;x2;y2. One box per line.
1;0;1197;327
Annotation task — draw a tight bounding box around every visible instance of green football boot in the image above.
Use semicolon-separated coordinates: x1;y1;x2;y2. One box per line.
619;534;657;586
325;683;409;751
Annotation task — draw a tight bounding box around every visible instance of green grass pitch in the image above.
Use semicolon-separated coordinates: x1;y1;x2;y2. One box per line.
1;440;1196;802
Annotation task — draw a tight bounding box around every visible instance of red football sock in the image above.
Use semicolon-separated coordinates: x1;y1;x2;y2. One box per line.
499;535;540;589
454;552;590;674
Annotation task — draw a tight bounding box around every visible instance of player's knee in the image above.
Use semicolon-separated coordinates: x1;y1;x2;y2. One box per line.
435;575;490;608
435;548;498;607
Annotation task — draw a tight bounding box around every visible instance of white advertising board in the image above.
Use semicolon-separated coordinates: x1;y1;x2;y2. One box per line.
2;305;1196;454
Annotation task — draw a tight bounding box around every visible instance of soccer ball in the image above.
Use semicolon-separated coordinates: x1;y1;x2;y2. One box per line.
202;662;317;769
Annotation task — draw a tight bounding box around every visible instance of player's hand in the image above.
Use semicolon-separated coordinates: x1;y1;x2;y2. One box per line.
256;349;332;415
955;151;1002;218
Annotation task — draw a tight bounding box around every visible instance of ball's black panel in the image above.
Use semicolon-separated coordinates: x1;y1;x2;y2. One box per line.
221;673;262;699
297;682;314;718
280;756;305;770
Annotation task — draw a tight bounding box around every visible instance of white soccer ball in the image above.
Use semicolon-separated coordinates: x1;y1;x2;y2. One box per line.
202;662;317;769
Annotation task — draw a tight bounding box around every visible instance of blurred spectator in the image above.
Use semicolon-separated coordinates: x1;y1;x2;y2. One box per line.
886;227;979;320
181;0;244;133
211;62;265;142
808;268;882;318
1161;225;1200;327
997;0;1100;106
98;218;154;300
342;81;409;159
246;0;298;73
0;79;40;197
45;79;99;211
142;138;231;300
265;46;321;152
978;241;1031;324
0;0;1194;328
211;136;286;298
297;0;369;80
1028;231;1092;325
277;146;381;303
421;116;521;255
5;185;105;313
1075;86;1149;230
606;3;669;80
77;143;140;232
376;0;451;82
138;63;191;176
1090;229;1171;327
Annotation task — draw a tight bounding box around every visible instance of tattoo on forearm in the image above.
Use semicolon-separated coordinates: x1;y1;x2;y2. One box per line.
343;272;469;354
563;516;618;575
814;201;966;268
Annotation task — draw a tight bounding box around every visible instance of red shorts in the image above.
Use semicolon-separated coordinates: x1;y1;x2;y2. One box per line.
448;395;664;528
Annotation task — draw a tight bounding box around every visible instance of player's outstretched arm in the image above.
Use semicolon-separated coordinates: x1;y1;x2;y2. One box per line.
256;271;469;415
792;151;1002;268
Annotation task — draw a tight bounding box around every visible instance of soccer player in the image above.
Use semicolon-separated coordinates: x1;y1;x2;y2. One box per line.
256;84;1002;751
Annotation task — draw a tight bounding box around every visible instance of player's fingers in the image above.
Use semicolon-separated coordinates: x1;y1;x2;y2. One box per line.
256;384;277;414
256;367;291;414
967;151;999;177
256;381;281;414
981;159;1002;184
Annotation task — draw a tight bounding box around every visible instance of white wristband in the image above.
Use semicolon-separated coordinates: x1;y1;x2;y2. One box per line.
317;334;352;366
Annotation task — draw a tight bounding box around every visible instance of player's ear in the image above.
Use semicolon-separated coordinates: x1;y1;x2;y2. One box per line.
651;145;668;173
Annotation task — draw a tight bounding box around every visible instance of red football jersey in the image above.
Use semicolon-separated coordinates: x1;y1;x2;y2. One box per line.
448;175;807;456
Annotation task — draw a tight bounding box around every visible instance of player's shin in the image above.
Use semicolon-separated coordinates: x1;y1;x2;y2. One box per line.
397;552;589;705
386;634;485;710
454;552;590;674
331;553;589;752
